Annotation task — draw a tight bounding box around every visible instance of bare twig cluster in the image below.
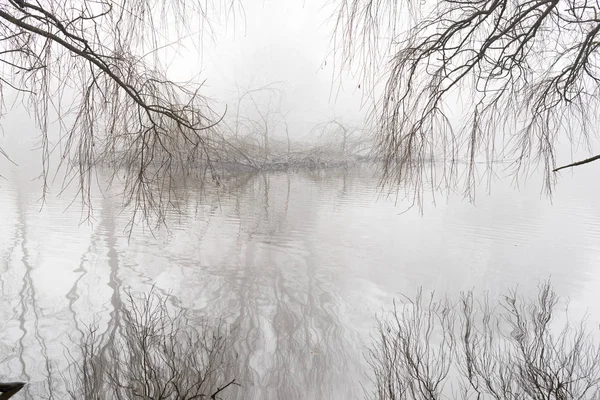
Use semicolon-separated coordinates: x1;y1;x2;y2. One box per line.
62;288;238;400
370;282;600;400
217;83;373;171
310;118;371;156
335;0;600;201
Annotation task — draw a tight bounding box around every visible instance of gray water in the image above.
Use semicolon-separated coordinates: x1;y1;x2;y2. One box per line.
1;165;600;399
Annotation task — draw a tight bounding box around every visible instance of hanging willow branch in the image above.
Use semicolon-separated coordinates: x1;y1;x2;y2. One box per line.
335;0;600;201
0;0;237;229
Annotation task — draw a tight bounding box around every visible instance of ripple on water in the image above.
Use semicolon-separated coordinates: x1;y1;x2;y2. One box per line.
1;166;600;399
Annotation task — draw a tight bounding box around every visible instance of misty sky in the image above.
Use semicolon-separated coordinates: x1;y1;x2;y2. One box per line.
160;0;369;139
0;0;371;175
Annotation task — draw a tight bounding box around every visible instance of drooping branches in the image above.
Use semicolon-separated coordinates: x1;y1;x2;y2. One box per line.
0;0;235;228
335;0;600;200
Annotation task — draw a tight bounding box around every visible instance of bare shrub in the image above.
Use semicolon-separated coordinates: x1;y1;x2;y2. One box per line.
63;288;238;399
369;282;600;400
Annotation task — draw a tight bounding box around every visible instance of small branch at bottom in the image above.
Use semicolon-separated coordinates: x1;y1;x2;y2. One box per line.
211;379;240;400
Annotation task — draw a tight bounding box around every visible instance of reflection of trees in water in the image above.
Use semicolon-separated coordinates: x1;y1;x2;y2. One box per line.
61;191;124;391
66;244;93;344
0;167;377;399
171;170;369;399
11;186;55;399
66;193;121;349
97;195;124;363
1;165;599;399
16;190;125;399
262;248;355;399
0;188;26;383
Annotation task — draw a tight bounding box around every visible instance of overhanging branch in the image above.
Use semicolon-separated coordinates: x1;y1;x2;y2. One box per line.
0;7;218;133
553;153;600;172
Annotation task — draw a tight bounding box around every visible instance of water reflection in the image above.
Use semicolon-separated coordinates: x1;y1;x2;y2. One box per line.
0;166;600;399
1;183;55;399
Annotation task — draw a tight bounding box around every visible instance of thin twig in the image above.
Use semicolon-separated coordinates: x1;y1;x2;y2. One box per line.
210;378;239;400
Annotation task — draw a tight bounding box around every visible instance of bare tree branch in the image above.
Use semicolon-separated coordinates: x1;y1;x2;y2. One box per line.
0;0;235;230
210;378;240;399
553;153;600;172
335;0;600;201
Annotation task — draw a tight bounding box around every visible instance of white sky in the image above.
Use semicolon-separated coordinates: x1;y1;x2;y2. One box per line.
170;0;369;139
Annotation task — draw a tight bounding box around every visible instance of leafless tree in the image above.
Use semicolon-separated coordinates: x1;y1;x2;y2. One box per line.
62;288;238;399
335;0;600;201
0;0;239;228
227;83;288;161
369;282;600;400
222;82;294;166
310;118;370;156
229;82;284;140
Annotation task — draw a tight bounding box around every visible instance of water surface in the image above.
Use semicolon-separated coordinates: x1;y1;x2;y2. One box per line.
1;165;600;399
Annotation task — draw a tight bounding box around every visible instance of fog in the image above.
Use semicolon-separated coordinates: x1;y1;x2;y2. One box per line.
195;1;368;132
1;1;600;399
1;0;368;177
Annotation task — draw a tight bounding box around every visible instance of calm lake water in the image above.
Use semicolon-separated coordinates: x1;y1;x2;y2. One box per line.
1;165;600;399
